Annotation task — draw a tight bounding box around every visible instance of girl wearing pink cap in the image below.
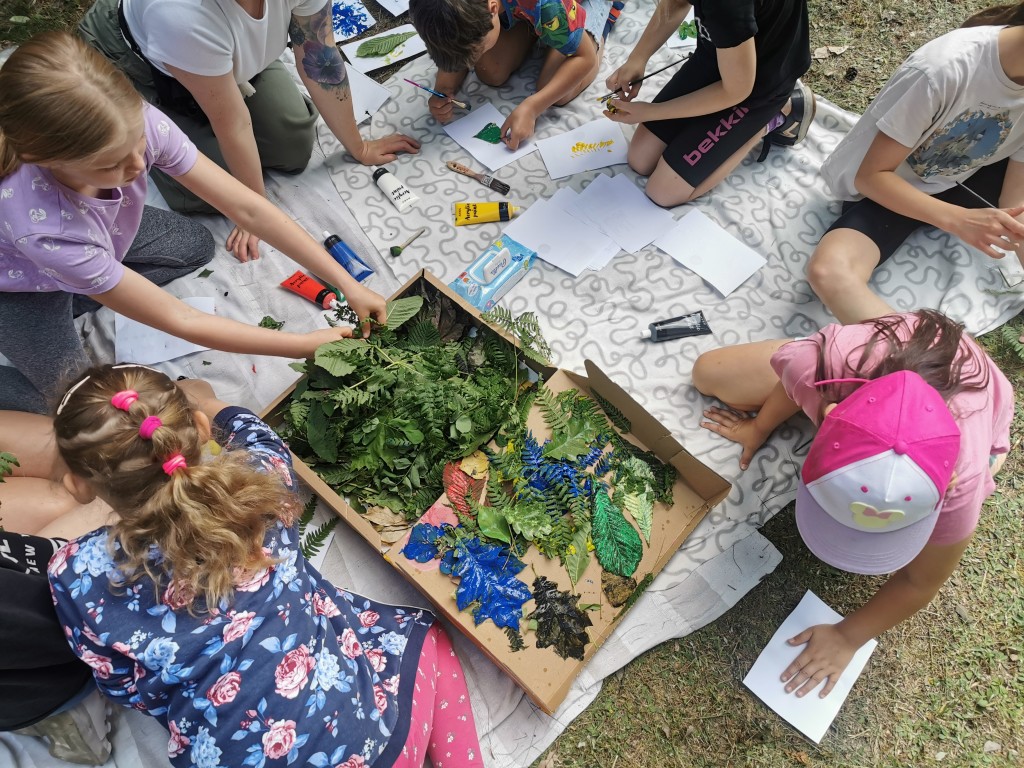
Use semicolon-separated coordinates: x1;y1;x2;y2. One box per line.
692;310;1013;698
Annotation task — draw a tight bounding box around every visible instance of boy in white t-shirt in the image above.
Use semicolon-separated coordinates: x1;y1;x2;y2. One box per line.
808;5;1024;328
80;0;419;260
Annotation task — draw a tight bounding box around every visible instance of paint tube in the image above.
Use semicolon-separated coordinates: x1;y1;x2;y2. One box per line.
322;231;374;282
280;271;344;310
452;201;521;226
372;167;419;212
639;311;712;342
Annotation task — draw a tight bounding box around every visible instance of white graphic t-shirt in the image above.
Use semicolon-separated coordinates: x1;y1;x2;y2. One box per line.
822;25;1024;200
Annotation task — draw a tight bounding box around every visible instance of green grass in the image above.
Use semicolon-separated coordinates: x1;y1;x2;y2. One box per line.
4;1;1023;765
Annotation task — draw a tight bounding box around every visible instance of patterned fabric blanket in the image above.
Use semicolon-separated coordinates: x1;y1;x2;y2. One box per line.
4;1;1023;765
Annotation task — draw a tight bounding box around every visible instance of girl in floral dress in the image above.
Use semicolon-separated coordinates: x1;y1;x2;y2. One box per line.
47;365;481;767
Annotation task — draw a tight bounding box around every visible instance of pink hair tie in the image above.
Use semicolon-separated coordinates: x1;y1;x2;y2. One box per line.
111;390;139;411
138;416;162;440
162;454;187;475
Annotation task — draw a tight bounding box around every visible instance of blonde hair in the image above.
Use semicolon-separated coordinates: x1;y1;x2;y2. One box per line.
54;365;296;614
0;30;143;177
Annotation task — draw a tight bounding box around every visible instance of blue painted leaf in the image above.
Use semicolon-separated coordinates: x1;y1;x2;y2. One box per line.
444;538;531;630
401;523;447;562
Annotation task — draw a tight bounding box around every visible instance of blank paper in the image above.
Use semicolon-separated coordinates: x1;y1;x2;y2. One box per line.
565;173;677;253
349;68;391;125
743;591;877;744
115;297;215;365
654;208;766;296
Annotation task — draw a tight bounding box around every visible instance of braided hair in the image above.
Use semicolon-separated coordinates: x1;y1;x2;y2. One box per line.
54;365;294;613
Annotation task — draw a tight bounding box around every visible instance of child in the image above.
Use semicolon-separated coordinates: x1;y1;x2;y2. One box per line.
80;0;419;243
0;32;386;415
409;0;614;149
603;0;814;207
809;4;1024;326
691;310;1013;696
47;365;482;767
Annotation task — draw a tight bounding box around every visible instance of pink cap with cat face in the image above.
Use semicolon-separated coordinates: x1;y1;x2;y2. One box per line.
795;370;961;575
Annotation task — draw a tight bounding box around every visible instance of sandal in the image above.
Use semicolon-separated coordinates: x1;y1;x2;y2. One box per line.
771;79;816;146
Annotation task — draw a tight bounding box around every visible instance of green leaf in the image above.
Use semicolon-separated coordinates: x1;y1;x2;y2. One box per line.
542;418;594;461
196;268;213;278
563;520;591;586
622;491;653;544
305;403;337;464
313;338;366;377
258;315;285;330
504;500;553;541
474;122;504;144
454;414;472;433
592;389;631;434
592;489;642;578
477;504;511;544
0;451;19;481
356;30;418;58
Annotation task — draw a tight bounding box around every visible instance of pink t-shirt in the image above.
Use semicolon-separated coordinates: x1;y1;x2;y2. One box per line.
771;315;1014;546
0;104;197;295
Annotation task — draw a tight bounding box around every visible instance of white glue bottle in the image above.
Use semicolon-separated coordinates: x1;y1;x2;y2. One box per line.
372;167;419;213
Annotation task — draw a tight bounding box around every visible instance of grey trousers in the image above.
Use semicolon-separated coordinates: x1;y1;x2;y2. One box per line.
79;0;319;214
0;206;214;414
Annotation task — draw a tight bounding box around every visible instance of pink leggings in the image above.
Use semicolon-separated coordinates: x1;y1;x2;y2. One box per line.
392;624;482;767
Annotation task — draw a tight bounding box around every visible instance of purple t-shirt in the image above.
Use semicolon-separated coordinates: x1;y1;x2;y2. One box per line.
0;104;197;295
770;315;1014;546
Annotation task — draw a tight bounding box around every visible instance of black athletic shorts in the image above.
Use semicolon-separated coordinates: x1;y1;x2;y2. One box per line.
643;55;792;187
825;159;1010;265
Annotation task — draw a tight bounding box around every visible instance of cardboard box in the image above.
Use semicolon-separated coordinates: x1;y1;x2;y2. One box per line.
262;270;731;714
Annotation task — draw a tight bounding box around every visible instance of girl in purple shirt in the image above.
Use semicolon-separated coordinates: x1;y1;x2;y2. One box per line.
0;32;387;414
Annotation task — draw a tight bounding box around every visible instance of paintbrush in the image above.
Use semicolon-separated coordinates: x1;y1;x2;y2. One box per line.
403;78;470;110
445;160;511;196
389;227;427;258
954;180;997;209
595;55;692;103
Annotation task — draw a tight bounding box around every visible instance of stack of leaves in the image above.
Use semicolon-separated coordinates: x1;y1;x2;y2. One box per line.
280;284;549;521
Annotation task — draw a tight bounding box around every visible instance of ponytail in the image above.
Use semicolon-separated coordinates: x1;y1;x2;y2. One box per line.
0;129;20;177
54;365;294;614
962;2;1024;27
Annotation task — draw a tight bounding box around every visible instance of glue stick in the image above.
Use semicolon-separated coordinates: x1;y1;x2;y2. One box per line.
280;271;344;310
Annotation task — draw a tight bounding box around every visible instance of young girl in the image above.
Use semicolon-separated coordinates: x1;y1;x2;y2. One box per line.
602;0;814;207
809;4;1024;327
691;310;1013;697
0;32;386;415
47;365;482;767
81;0;418;246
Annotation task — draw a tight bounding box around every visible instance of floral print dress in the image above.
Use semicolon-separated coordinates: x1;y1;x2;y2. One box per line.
48;407;435;768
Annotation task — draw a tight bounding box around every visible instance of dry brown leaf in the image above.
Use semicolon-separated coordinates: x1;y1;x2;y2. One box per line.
378;526;412;544
361;506;408;527
811;46;828;60
827;45;849;55
786;750;811;766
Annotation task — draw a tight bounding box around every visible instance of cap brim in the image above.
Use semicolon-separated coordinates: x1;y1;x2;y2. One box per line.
795;481;938;575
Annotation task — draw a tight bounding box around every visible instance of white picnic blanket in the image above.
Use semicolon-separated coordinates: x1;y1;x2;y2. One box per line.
4;0;1023;765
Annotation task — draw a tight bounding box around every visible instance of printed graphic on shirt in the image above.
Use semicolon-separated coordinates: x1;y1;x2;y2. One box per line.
908;107;1012;179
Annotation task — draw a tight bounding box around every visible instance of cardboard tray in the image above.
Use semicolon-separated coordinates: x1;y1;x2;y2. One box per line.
262;270;731;714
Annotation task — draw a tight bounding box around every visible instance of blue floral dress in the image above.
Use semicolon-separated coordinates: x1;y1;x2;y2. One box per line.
48;407;434;768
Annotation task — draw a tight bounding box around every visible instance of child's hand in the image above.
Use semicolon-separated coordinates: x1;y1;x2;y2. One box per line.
355;134;422;165
947;204;1024;259
226;226;261;263
428;94;456;124
501;104;538;151
603;98;656;125
781;623;861;698
700;405;770;471
343;282;388;338
294;325;356;357
606;59;646;101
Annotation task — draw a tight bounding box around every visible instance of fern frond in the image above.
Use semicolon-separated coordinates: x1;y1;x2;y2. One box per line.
300;517;340;560
591;389;632;434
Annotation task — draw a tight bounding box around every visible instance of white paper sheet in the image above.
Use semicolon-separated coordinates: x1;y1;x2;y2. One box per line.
666;8;698;50
654;208;767;296
374;0;410;16
565;173;677;253
331;0;376;41
114;297;215;365
340;24;426;73
349;68;391;124
743;591;878;744
537;119;628;179
442;103;538;172
502;188;620;276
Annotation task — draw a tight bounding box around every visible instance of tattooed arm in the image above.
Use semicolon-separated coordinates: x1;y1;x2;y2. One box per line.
290;7;420;165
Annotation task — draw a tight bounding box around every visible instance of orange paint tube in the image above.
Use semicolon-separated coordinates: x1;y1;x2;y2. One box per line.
280;271;343;310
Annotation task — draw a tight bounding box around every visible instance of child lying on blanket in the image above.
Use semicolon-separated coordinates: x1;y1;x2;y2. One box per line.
809;3;1024;334
409;0;618;149
603;0;814;207
47;366;483;768
692;310;1013;697
0;32;385;415
81;0;419;235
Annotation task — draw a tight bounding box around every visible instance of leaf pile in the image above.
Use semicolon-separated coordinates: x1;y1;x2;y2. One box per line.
280;285;538;520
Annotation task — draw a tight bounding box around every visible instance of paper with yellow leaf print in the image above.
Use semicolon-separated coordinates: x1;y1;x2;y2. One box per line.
537;119;628;180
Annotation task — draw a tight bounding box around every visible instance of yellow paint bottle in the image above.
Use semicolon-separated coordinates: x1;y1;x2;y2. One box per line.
452;201;521;226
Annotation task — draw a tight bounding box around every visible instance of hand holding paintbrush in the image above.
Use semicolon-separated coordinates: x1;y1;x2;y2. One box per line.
403;79;469;111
